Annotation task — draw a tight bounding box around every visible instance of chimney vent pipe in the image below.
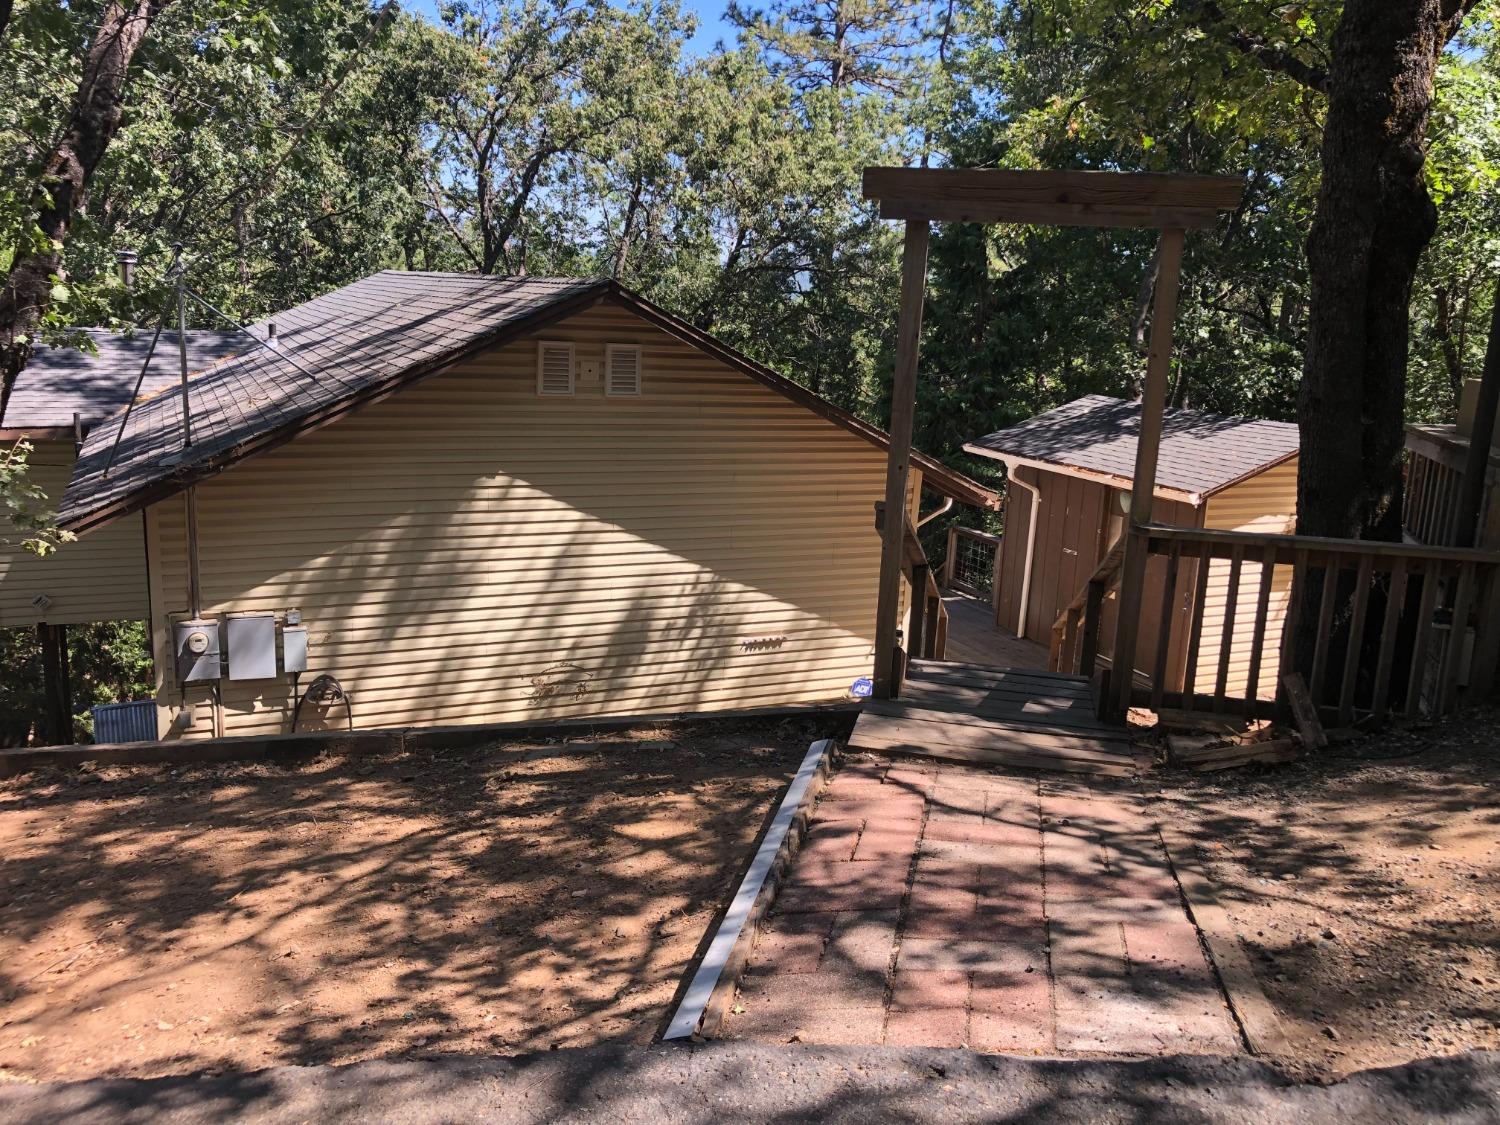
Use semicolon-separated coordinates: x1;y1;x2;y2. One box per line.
115;249;138;291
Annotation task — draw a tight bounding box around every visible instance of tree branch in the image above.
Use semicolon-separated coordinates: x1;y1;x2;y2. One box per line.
1196;1;1330;94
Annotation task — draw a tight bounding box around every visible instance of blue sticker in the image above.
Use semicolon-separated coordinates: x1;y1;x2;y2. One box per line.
850;677;874;698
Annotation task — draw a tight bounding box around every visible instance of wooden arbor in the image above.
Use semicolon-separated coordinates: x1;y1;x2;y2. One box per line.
862;167;1245;709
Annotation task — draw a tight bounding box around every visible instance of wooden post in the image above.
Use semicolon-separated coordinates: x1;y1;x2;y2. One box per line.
1454;290;1499;549
873;220;931;698
1111;226;1186;716
36;623;73;745
909;564;929;666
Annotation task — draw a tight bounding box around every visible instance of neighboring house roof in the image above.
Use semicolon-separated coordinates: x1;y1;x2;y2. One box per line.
964;394;1299;504
1;328;243;436
59;271;998;533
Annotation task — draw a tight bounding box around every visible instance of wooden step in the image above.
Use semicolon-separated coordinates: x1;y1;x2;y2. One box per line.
862;700;1131;744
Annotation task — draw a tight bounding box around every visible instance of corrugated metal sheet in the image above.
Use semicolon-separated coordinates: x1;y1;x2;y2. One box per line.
0;440;150;626
146;304;890;738
92;699;158;743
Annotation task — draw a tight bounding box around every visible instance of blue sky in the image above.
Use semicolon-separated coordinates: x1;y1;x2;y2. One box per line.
401;0;741;57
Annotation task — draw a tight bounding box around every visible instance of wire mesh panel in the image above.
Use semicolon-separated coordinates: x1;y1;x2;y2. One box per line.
949;527;1000;599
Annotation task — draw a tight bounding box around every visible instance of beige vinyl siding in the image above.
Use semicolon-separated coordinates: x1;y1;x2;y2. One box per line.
145;303;891;739
1192;458;1298;699
0;439;149;626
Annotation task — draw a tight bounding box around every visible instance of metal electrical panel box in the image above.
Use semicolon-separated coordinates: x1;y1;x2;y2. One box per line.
175;619;222;682
282;625;309;674
227;614;278;680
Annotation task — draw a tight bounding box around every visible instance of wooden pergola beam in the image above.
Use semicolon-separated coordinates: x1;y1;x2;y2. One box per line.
864;165;1245;715
862;168;1244;229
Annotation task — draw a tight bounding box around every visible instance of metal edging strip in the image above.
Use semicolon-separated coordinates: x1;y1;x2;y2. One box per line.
661;737;833;1040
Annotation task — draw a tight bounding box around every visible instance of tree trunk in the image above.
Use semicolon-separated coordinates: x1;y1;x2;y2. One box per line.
0;1;170;421
1297;0;1451;544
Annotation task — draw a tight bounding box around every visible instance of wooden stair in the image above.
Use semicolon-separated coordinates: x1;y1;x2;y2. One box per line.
848;659;1143;777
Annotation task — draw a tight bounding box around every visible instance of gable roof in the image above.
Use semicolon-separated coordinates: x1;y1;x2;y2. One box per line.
964;394;1299;503
59;272;997;533
1;327;242;436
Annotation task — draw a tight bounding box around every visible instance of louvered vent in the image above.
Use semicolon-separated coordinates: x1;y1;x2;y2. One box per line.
605;344;642;396
536;341;575;395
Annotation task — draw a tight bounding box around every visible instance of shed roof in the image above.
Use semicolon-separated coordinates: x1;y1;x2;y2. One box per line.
2;328;243;435
964;394;1298;503
59;271;997;533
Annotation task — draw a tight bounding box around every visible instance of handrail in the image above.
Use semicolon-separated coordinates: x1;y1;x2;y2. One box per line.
1135;522;1500;723
952;525;1002;546
1049;533;1125;676
1140;522;1500;565
1051;535;1125;636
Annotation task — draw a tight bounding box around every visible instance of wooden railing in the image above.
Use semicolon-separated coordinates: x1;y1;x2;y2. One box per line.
1405;447;1467;547
874;502;950;694
1127;524;1500;723
943;525;1002;600
1050;535;1124;676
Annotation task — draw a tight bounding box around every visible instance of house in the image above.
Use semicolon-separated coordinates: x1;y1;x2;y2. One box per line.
963;394;1300;699
35;271;994;741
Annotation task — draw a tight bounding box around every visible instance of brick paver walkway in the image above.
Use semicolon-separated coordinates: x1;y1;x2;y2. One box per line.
724;755;1242;1056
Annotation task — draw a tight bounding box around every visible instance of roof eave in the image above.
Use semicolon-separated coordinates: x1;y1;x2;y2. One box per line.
1197;448;1300;500
59;280;618;535
62;277;1002;533
964;443;1202;506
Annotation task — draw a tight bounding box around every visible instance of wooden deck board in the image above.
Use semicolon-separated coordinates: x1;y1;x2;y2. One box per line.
854;659;1138;778
939;592;1051;670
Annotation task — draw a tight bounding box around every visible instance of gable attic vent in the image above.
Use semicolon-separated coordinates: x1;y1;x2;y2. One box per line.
605;344;642;396
536;341;575;395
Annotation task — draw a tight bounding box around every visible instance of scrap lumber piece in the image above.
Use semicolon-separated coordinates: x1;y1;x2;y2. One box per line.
1172;738;1298;772
1281;671;1328;749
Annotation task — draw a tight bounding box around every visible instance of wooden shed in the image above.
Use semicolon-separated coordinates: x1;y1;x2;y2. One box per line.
43;272;994;742
964;395;1300;698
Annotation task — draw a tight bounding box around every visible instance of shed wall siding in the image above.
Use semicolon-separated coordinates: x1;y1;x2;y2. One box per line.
145;303;889;738
1194;458;1298;700
0;440;150;626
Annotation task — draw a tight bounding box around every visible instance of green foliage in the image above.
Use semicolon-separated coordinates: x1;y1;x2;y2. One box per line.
0;621;154;746
1;0;1497;467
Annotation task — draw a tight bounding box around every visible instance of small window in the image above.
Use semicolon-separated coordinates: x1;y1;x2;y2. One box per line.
536;341;575;395
605;344;642;396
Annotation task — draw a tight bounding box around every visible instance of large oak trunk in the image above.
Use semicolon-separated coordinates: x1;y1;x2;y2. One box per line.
1297;0;1449;544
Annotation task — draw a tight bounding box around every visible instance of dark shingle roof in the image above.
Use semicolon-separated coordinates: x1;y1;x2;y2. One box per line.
59;271;1000;532
60;272;604;531
3;328;243;431
964;394;1299;501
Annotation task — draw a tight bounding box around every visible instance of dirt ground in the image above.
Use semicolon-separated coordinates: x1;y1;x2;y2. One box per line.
1150;707;1500;1079
0;718;821;1082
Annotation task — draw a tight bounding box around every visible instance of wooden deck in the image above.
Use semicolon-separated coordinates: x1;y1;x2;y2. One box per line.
939;591;1051;669
850;659;1143;778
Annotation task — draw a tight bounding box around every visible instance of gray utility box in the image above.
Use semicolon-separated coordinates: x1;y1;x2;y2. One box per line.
227;613;278;680
175;619;222;682
282;625;309;674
